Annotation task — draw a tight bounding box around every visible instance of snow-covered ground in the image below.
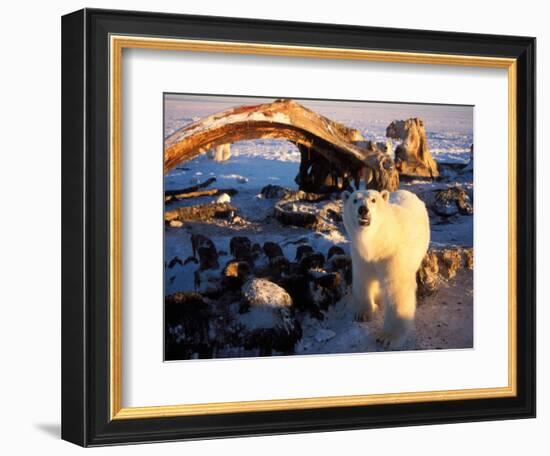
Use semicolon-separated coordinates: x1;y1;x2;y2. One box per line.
164;94;474;359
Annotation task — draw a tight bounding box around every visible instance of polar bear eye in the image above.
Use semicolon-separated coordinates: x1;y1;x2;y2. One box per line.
371;198;376;203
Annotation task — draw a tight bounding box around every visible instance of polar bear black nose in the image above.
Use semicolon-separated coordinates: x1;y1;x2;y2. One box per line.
358;205;369;217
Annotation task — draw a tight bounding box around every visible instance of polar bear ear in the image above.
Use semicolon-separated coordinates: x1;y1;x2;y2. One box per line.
342;191;351;202
380;190;390;202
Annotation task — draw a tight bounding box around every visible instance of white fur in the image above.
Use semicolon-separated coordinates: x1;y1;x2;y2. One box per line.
342;189;430;349
215;192;231;204
207;143;231;161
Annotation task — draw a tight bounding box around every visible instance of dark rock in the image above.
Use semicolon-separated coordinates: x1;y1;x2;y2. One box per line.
260;184;292;199
191;234;219;270
328;254;352;285
229;236;252;262
263;241;284;259
327;246;345;259
309;271;344;310
239;278;302;355
433;199;458;217
251;243;263;260
197;246;219;271
269;255;291;278
278;269;342;318
295;245;314;261
164;292;212;360
328;254;351;270
278;274;310;307
314;271;342;291
241;325;302;356
275;200;320;229
325;208;342;222
222;260;251;290
299;252;325;272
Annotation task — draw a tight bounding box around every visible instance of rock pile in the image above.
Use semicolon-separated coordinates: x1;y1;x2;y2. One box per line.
417;247;474;297
166;228;473;359
432;186;473;217
165;232;354;358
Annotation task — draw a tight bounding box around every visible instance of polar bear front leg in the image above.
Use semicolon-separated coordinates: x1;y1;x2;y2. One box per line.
376;276;416;349
352;274;380;322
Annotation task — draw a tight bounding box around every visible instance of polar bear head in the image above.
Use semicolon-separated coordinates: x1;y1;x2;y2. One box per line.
342;189;390;235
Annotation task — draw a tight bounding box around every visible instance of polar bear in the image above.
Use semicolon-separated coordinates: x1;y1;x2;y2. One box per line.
342;189;430;349
207;143;231;162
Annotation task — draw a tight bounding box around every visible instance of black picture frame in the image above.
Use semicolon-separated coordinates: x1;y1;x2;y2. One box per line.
62;8;536;447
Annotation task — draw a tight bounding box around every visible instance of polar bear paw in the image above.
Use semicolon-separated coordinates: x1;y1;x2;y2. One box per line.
355;311;371;322
375;331;406;350
354;303;378;322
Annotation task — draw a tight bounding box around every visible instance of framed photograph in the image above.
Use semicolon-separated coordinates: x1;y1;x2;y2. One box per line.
61;8;536;447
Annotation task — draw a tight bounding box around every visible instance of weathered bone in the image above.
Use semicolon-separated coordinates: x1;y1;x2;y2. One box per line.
386;118;439;178
164;99;399;192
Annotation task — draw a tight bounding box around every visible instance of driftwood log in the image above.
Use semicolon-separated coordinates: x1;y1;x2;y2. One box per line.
165;177;217;197
165;203;236;223
164;99;399;192
164;176;238;203
165;188;238;203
